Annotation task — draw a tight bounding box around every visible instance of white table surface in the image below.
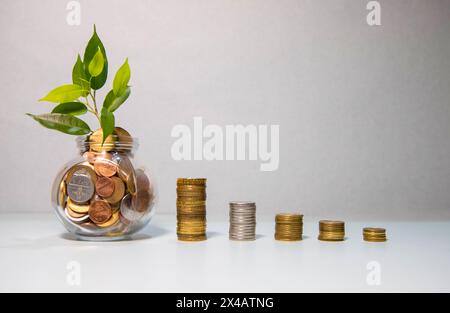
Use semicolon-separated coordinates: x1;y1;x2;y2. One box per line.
0;213;449;292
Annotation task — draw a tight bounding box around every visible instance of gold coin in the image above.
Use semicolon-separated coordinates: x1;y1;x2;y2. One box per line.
104;177;126;204
89;128;116;152
59;179;66;207
67;198;90;214
116;155;136;194
363;227;386;233
177;178;207;186
66;206;87;218
177;234;207;241
176;199;206;205
97;211;120;228
114;127;133;144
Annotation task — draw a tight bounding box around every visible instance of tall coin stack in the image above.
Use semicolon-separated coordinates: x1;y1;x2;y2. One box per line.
176;178;207;241
229;202;256;241
318;220;345;241
274;213;303;241
363;227;387;242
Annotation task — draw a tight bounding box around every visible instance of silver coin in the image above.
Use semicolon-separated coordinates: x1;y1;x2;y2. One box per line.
230;201;255;206
120;194;144;222
67;169;95;203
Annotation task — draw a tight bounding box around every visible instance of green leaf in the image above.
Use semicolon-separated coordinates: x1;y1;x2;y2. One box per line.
103;87;130;112
83;25;108;90
26;113;91;135
72;54;90;96
51;102;87;116
113;58;130;96
100;107;115;143
88;47;105;77
39;84;86;103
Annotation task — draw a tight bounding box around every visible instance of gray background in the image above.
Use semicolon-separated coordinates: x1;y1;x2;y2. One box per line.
0;0;449;220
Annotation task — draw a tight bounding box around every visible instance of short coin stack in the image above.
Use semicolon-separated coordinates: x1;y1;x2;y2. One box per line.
229;202;256;241
318;220;345;241
176;178;207;241
274;213;303;241
363;227;387;242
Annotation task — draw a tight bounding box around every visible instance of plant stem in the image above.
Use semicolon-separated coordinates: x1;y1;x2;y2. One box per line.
85;95;101;124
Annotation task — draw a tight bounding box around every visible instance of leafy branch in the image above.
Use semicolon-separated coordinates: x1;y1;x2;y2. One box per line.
27;25;131;143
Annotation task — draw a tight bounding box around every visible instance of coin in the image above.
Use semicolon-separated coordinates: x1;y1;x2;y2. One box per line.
114;127;133;144
95;176;115;198
59;179;66;207
83;151;97;164
67;198;90;213
94;153;117;177
89;128;116;152
64;207;90;223
104;176;126;204
120;194;144;222
67;165;97;203
116;155;136;194
97;211;120;228
89;200;112;224
66;206;87;218
177;178;207;186
132;190;152;212
136;169;150;191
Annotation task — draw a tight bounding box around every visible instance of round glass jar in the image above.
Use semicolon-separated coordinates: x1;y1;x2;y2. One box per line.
51;128;157;241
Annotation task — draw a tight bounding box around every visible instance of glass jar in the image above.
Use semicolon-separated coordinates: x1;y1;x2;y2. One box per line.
51;128;157;241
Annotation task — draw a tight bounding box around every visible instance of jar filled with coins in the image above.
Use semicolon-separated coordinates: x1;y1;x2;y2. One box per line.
51;127;157;240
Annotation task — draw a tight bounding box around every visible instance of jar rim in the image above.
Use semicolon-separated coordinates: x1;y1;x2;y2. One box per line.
76;135;139;153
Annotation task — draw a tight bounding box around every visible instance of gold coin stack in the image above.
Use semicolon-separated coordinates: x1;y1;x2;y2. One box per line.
176;178;207;241
318;220;345;241
363;228;387;242
274;213;303;241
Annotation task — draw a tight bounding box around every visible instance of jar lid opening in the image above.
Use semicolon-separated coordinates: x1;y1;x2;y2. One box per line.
76;135;139;153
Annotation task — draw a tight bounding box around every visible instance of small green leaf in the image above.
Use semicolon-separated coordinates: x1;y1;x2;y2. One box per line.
39;84;87;103
72;54;90;96
26;113;91;135
83;25;108;90
51;102;87;116
103;87;130;112
113;58;130;96
100;107;115;143
88;47;105;77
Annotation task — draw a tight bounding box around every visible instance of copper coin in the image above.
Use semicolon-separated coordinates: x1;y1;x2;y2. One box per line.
135;169;150;191
94;153;117;177
89;201;112;224
104;177;126;204
83;151;97;164
132;190;152;212
95;177;115;198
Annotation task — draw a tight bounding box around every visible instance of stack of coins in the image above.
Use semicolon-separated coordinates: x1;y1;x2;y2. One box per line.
176;178;207;241
59;127;154;232
274;213;303;241
229;202;256;241
318;220;345;241
363;228;387;242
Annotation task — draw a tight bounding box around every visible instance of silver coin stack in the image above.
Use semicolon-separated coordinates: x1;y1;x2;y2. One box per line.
229;202;256;241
